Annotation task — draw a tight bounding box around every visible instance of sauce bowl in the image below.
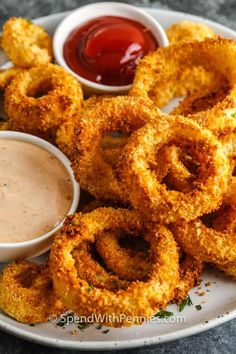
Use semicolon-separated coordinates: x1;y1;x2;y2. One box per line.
53;2;169;95
0;131;80;262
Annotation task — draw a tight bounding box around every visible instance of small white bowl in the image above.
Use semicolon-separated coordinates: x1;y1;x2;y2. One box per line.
53;2;169;95
0;131;80;262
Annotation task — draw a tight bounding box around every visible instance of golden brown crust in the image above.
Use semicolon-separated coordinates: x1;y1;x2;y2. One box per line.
72;96;160;201
1;17;53;67
166;20;215;45
4;64;83;132
96;230;152;281
119;115;230;224
130;38;236;141
173;255;203;303
0;66;25;90
49;208;179;327
56;95;113;157
0;260;65;323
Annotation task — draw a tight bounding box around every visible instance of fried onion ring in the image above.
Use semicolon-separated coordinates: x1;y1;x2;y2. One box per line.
96;229;202;302
4;64;83;132
0;66;24;91
166;20;215;45
0;260;65;323
96;230;152;281
173;217;236;277
1;17;53;67
56;95;113;157
49;208;179;327
173;255;203;303
173;177;236;278
130;37;236;140
119;115;230;223
72;243;129;291
72;96;159;201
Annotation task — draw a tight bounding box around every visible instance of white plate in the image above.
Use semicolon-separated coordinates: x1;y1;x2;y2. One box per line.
0;7;236;351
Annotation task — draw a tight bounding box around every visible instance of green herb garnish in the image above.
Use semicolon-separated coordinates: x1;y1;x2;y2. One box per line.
179;295;193;312
56;318;66;327
78;322;91;331
56;312;74;327
88;284;94;293
154;310;174;318
231;113;236;118
195;305;202;311
102;329;110;334
95;324;102;330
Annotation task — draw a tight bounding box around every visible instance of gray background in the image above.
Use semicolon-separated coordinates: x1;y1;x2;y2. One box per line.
0;0;235;353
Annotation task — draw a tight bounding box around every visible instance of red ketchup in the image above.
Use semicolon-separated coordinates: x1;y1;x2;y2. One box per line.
63;16;158;86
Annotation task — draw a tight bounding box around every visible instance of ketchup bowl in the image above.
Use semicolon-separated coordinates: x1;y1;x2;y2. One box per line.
0;131;80;262
53;2;169;94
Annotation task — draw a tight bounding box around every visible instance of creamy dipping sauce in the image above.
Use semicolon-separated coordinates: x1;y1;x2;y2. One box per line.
0;139;73;243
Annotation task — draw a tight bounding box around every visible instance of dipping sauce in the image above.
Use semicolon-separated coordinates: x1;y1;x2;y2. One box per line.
63;16;158;86
0;139;73;243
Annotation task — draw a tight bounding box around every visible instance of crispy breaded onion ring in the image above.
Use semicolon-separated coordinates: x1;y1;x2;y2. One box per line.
49;208;179;327
56;95;113;157
173;217;236;278
96;230;152;281
166;20;215;44
4;64;83;132
173;177;236;279
72;96;159;201
72;243;129;291
96;230;202;302
130;37;236;140
119;115;230;224
0;66;24;91
173;255;203;303
0;260;65;323
172;81;230;116
166;21;216;100
156;145;194;192
1;17;53;67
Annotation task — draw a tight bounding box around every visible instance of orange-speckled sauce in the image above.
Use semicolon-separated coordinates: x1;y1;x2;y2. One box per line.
0;139;73;243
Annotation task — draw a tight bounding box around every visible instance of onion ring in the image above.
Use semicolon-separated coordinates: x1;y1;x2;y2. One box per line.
96;230;152;281
4;64;83;132
72;96;159;201
173;255;203;303
96;229;202;302
1;17;53;67
49;208;179;327
56;95;113;157
166;20;215;45
0;260;65;323
119;115;230;223
173;177;236;279
173;217;236;278
130;37;236;140
72;243;129;291
0;67;24;91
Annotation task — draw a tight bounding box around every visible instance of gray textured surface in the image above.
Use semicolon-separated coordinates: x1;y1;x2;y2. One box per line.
0;0;235;353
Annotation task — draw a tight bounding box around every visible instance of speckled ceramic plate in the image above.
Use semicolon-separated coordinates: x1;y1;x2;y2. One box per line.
0;7;236;351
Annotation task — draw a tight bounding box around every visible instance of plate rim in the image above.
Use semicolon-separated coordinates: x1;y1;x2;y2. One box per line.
0;7;236;350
